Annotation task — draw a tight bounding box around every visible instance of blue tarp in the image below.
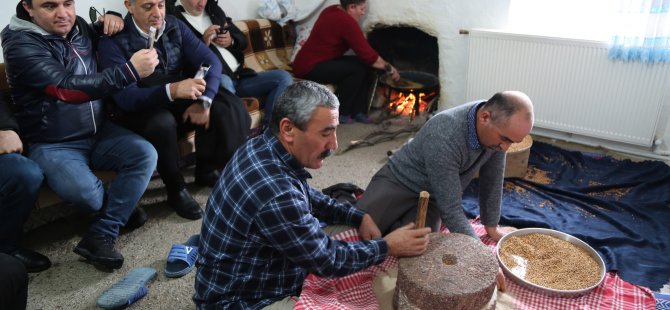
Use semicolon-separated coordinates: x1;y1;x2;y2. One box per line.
463;141;670;290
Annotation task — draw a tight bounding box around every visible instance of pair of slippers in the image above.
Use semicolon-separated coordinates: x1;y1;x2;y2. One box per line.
95;235;200;309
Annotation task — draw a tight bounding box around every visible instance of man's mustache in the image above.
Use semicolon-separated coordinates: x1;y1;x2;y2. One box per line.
319;149;334;159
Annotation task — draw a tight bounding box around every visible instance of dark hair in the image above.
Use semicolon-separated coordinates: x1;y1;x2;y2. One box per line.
269;81;339;135
340;0;366;9
481;92;522;126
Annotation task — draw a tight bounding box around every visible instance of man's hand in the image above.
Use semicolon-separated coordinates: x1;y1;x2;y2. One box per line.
0;130;23;154
212;23;234;48
484;225;516;242
129;49;159;78
170;79;207;100
202;25;221;46
182;102;211;129
99;14;124;36
388;66;400;82
384;223;431;257
496;267;506;291
358;214;382;241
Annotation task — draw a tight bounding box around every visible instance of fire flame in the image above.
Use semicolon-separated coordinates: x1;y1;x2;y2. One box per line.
387;91;428;117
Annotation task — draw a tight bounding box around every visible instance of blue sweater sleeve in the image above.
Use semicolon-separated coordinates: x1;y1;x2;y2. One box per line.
97;37;169;112
175;19;222;100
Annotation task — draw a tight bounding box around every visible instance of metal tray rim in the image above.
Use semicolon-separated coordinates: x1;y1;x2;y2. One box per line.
496;227;606;297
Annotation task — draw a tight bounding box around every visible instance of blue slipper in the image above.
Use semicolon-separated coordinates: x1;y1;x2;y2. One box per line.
96;267;156;309
164;234;199;278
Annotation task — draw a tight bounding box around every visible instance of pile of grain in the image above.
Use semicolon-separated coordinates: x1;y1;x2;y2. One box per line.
507;135;533;153
499;233;601;291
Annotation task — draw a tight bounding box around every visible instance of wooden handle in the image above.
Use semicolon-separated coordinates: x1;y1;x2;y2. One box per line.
415;191;430;229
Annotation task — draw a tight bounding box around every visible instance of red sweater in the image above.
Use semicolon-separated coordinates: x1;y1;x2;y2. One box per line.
292;5;379;77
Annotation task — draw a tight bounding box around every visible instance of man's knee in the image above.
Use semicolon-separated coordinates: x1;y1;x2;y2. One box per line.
276;70;293;87
52;176;105;211
143;113;178;141
1;155;43;195
120;138;158;173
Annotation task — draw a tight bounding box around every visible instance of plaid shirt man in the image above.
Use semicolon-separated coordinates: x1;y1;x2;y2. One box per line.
194;130;388;309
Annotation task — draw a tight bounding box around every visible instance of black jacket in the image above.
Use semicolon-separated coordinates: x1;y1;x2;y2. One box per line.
0;96;17;132
0;3;139;143
167;0;249;79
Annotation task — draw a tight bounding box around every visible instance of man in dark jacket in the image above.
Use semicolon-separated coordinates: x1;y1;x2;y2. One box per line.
1;0;160;270
0;94;49;273
98;0;251;218
168;0;293;127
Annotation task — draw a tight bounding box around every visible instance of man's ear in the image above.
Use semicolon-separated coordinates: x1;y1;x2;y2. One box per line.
279;117;295;143
124;0;133;14
479;109;492;125
21;1;32;18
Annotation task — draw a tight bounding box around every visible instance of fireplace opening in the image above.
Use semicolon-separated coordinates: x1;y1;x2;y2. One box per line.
368;26;439;75
367;26;439;121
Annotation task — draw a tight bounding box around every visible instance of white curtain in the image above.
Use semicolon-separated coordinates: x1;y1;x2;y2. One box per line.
609;0;670;63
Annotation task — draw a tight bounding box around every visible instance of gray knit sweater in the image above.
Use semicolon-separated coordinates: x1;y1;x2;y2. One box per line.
388;101;505;238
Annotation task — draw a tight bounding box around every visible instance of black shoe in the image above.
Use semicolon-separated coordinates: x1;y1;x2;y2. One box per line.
195;170;221;188
10;248;52;273
167;188;202;220
125;207;148;230
73;235;124;270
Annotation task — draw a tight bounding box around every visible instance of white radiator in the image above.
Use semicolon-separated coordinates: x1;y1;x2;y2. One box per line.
466;29;670;148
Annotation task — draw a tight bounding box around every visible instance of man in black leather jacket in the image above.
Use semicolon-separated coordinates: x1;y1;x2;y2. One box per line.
1;0;160;270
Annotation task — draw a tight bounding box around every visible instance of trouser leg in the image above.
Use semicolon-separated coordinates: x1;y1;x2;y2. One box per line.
87;122;157;237
356;165;441;235
303;56;376;116
0;154;43;253
119;108;185;193
0;253;28;310
236;70;293;124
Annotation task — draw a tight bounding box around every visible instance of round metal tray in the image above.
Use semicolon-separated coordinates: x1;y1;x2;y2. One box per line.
496;228;606;297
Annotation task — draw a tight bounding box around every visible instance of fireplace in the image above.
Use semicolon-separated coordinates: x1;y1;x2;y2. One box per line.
367;26;439;121
378;70;439;121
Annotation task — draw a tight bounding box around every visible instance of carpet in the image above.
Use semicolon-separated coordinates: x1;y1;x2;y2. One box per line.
463;141;670;290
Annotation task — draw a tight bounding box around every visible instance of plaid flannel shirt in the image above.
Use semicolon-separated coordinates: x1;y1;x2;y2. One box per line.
194;130;388;309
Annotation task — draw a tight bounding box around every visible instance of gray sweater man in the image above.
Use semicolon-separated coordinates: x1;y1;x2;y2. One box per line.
357;91;534;290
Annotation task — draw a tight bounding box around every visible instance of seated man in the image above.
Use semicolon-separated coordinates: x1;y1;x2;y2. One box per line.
98;0;251;219
357;90;535;290
0;95;49;273
292;0;400;123
194;80;431;309
1;0;159;269
167;0;293;128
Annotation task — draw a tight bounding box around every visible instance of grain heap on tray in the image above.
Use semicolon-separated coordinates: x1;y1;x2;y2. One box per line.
499;233;601;290
394;233;498;310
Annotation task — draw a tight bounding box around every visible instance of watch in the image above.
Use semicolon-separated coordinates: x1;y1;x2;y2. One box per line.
197;97;212;109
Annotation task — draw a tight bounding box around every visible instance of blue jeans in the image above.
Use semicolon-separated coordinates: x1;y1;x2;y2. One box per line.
221;69;293;123
27;122;157;239
0;153;43;253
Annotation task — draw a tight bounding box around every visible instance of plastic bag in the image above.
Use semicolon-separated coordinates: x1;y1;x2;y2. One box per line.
258;0;297;26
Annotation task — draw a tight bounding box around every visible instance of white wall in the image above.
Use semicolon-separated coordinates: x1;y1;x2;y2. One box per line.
363;0;510;110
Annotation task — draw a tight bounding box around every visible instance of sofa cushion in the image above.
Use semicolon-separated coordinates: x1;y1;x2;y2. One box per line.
233;19;294;73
